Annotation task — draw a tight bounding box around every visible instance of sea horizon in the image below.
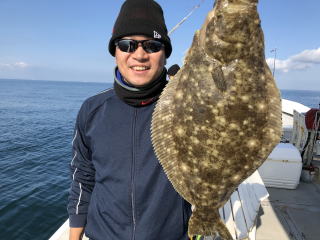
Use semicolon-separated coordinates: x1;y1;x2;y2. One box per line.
0;77;111;85
1;77;320;93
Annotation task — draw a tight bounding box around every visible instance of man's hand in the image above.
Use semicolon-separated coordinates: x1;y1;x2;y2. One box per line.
69;227;84;240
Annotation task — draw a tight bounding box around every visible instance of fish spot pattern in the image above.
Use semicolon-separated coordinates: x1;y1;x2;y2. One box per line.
151;0;282;238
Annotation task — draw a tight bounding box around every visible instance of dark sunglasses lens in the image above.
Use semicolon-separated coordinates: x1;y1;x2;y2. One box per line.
143;40;163;53
116;39;163;53
117;40;137;52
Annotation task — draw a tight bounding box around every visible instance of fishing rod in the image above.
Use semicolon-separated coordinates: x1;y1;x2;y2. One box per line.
168;0;206;36
271;48;277;77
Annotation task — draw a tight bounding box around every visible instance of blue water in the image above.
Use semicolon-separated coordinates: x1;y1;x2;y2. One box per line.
0;79;319;240
281;89;320;109
0;79;111;240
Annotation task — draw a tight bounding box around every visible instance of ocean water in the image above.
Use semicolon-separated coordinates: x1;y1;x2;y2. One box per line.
281;89;320;109
0;79;111;240
0;79;319;240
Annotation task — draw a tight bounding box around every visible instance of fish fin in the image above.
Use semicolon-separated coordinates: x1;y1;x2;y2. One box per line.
188;208;233;240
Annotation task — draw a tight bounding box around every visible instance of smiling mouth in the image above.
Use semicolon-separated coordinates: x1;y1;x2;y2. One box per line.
131;66;150;71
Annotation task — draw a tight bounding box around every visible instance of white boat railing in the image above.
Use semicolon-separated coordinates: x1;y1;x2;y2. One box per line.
291;110;309;152
219;171;269;239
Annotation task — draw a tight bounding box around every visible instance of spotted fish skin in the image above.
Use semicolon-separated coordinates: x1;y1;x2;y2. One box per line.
151;0;282;239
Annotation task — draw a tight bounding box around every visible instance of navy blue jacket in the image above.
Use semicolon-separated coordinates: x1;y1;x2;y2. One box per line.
67;88;192;240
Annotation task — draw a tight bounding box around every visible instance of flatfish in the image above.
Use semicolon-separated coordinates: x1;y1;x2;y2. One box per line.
151;0;282;239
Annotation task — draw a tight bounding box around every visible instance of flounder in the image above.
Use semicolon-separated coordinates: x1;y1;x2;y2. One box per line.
151;0;282;239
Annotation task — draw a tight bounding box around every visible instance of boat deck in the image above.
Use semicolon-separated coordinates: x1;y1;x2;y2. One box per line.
256;162;320;240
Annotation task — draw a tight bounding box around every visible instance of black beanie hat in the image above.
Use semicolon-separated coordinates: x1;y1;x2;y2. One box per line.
108;0;172;58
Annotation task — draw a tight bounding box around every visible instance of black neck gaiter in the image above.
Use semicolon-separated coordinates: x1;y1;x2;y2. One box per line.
114;68;168;107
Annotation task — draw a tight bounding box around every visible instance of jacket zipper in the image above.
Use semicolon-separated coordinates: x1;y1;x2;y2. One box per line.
131;109;137;240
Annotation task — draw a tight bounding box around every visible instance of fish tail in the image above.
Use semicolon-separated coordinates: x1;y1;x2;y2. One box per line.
188;208;233;240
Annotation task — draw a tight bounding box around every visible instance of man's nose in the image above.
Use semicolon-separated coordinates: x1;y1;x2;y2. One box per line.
132;43;148;60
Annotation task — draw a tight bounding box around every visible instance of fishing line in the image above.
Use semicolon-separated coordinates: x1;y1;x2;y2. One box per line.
168;0;206;36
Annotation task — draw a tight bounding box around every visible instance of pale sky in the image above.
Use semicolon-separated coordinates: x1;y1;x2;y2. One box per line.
0;0;319;90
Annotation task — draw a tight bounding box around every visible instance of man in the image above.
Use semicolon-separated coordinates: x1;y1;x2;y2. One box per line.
67;0;192;239
167;64;180;80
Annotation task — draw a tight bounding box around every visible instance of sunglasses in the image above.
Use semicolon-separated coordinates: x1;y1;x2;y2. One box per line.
115;39;164;53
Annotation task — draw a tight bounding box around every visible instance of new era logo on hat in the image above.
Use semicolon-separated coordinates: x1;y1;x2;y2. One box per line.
153;31;161;39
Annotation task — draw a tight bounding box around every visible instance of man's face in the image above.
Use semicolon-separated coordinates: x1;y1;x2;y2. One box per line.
115;35;166;86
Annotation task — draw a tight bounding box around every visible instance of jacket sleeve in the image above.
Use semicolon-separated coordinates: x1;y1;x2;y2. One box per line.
67;101;95;228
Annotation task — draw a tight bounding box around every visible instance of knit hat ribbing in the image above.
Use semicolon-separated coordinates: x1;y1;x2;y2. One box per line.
108;0;172;58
